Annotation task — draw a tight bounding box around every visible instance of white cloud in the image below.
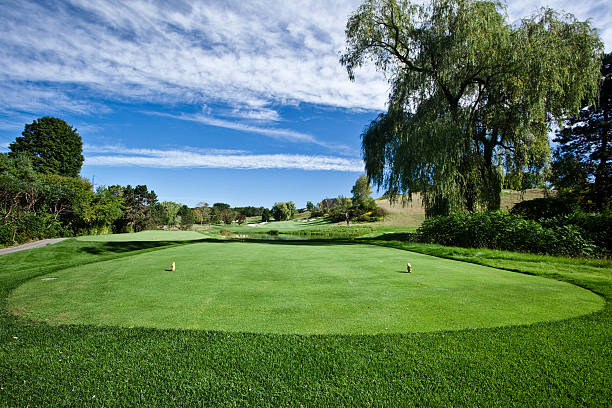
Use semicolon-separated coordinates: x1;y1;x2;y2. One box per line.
0;0;388;115
145;110;330;146
84;145;364;172
0;0;608;121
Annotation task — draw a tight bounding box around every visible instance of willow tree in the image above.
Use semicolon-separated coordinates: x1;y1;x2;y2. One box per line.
341;0;603;215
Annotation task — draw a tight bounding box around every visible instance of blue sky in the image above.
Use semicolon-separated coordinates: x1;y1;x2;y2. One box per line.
1;0;610;208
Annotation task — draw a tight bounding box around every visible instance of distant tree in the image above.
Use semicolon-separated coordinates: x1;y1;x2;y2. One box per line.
341;0;603;215
330;195;353;225
286;202;297;219
236;212;246;224
233;206;266;217
318;198;338;212
261;208;271;222
159;201;182;227
553;53;611;209
271;202;287;221
178;205;195;230
213;202;231;211
351;174;377;212
306;201;315;212
89;187;124;233
550;150;590;193
271;201;297;221
209;207;222;224
113;184;157;232
192;207;203;225
9;117;84;177
220;208;235;225
40;174;94;231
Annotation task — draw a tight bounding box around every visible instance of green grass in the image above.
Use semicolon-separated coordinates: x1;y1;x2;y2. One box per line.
0;231;610;406
8;241;601;334
77;230;205;242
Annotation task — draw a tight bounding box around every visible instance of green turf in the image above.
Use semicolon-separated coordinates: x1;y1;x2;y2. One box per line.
0;236;610;406
8;241;602;334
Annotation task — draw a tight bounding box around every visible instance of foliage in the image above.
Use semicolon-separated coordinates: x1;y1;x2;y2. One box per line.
212;202;231;211
0;154;125;244
88;187;124;234
261;208;271;222
553;53;611;209
509;197;578;220
9;116;84;177
157;201;182;227
220;208;235;225
416;211;602;257
341;0;603;215
271;201;297;221
350;174;373;209
209;207;222;224
550;150;591;193
110;185;157;233
328;195;353;224
232;206;266;217
539;212;612;253
178;205;195;230
306;201;315;212
235;212;246;225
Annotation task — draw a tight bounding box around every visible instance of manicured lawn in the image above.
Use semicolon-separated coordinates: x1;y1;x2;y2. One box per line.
77;230;205;242
9;241;601;334
0;232;610;406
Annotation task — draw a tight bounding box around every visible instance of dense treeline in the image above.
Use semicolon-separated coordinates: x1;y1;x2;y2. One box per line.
1;154;123;245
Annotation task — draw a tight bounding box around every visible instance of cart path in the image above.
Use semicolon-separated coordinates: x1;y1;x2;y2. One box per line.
0;238;69;255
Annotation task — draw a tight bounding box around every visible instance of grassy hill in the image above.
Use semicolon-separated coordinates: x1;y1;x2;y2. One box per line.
374;189;547;227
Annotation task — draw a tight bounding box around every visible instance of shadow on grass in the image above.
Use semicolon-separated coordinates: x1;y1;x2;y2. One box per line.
77;237;360;256
364;232;417;241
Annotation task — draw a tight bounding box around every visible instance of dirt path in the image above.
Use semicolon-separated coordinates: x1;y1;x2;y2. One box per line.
0;238;69;256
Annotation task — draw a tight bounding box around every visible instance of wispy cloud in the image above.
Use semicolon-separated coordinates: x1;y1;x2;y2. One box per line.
84;145;363;172
0;0;608;121
0;0;388;116
146;111;325;145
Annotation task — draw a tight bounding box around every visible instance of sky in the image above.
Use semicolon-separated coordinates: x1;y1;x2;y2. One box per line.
0;0;610;208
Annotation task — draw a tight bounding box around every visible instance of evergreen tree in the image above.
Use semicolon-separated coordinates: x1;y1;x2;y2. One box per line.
553;53;611;209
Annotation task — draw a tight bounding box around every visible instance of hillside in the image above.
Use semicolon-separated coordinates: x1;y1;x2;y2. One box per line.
375;189;548;227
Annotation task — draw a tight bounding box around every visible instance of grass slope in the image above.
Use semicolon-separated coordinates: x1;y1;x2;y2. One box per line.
0;232;610;406
9;241;600;334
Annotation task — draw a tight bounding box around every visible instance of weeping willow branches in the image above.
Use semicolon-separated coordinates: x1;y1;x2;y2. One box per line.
341;0;603;215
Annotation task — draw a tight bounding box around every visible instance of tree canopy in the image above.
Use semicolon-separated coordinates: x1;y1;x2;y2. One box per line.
9;117;84;177
271;202;297;221
553;53;611;209
341;0;603;215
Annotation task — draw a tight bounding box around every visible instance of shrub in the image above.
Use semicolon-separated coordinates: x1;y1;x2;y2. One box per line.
510;197;577;220
540;212;612;253
417;211;599;257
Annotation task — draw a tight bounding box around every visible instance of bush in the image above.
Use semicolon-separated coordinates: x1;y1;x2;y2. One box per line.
540;212;612;253
510;197;577;220
416;211;600;257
